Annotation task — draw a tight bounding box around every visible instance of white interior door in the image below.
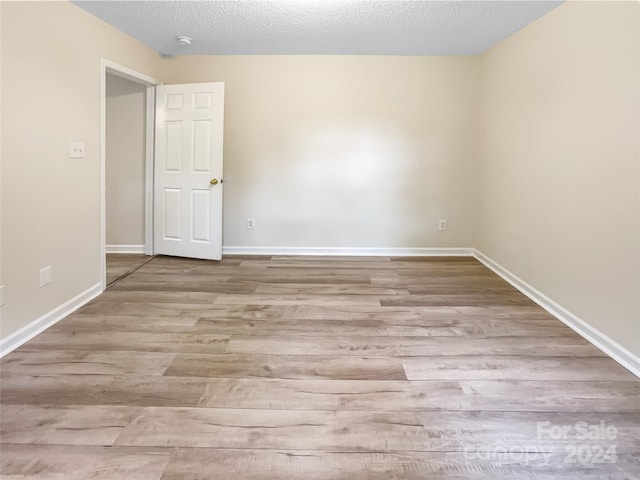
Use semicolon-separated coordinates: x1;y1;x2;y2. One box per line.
154;82;224;260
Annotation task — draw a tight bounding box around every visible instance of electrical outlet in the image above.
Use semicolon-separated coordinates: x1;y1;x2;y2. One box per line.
438;219;448;231
69;142;85;158
39;266;52;287
246;218;255;230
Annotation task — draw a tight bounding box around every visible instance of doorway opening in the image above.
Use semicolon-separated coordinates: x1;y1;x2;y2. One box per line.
105;73;145;254
100;59;159;291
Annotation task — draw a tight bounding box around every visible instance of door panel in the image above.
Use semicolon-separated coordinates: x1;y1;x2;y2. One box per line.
193;121;212;172
163;188;182;240
164;122;183;171
192;190;211;242
154;83;224;260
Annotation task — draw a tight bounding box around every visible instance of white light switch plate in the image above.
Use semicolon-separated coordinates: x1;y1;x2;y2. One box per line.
69;142;85;158
0;285;5;307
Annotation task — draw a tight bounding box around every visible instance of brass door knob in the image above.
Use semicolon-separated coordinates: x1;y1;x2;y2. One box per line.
210;178;219;185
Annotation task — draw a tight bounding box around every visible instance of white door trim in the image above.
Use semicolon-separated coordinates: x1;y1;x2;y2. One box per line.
144;86;156;256
99;59;160;291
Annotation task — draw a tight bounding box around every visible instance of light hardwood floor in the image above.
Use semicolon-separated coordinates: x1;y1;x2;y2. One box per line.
105;254;152;287
1;255;639;479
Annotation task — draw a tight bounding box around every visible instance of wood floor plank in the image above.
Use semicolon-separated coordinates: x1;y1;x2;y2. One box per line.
193;317;574;337
270;255;391;262
0;350;175;376
403;284;521;295
110;280;257;294
0;405;141;446
196;378;640;413
253;283;409;296
418;305;557;318
0;374;128;405
456;379;640;413
402;356;638;381
164;354;408;380
241;304;426;321
132;266;235;276
214;294;381;306
229;273;373;285
369;271;402;284
225;335;602;357
114;407;428;450
50;314;200;333
383;276;510;286
161;448;640;480
395;270;501;280
76;302;228;317
23;331;229;354
114;407;640;452
5;375;636;413
91;290;223;304
240;304;557;321
0;374;208;407
125;272;234;282
380;315;560;326
195;378;462;411
241;259;397;269
0;445;171;480
380;294;536;307
389;256;480;263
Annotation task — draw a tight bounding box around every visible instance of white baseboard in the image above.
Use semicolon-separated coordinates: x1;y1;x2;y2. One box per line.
222;246;475;257
106;244;146;254
473;249;640;379
0;282;102;358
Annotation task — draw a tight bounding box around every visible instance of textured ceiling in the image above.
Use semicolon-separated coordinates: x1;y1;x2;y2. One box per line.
73;0;563;57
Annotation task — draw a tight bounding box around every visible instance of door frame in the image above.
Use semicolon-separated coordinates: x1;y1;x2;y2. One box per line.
99;59;159;291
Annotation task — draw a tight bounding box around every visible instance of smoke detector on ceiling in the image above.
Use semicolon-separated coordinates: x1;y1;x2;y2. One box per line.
177;36;192;46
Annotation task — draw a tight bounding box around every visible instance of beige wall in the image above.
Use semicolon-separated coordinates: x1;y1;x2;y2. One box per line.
105;73;146;247
478;1;640;356
0;1;161;339
160;56;481;248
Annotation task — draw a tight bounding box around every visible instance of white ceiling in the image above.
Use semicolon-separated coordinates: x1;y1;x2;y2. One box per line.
73;0;563;57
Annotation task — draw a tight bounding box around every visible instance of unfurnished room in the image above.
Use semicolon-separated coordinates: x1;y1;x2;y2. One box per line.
0;0;639;478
